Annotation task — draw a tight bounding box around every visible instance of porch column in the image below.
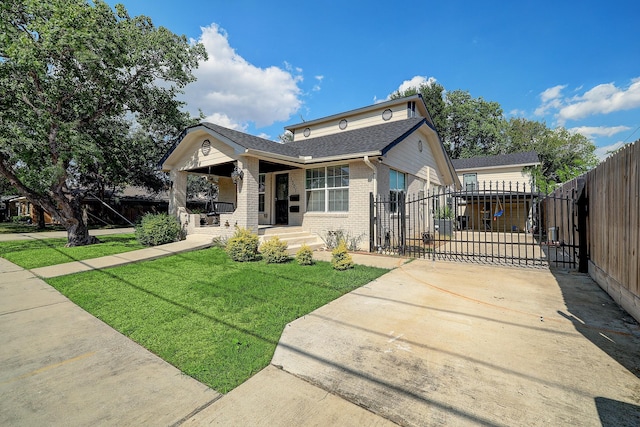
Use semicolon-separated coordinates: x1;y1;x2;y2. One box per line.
235;156;259;232
169;170;187;217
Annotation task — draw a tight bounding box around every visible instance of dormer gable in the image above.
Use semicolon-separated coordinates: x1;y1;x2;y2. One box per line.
285;94;436;142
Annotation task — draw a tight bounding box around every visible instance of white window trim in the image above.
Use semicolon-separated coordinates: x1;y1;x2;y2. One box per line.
305;165;349;212
258;173;266;213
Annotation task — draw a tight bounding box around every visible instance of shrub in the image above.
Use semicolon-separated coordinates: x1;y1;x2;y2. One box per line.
135;213;181;246
226;227;260;262
12;215;32;224
331;239;354;271
260;236;289;264
295;244;314;266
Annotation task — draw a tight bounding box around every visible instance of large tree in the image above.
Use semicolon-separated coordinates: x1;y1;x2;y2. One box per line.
503;118;598;191
442;90;505;159
0;0;206;245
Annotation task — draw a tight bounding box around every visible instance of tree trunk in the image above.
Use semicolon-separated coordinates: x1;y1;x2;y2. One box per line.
36;206;46;229
66;218;99;247
48;194;100;247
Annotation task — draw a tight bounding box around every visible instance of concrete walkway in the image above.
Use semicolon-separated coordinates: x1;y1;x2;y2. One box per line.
0;227;135;242
1;232;639;426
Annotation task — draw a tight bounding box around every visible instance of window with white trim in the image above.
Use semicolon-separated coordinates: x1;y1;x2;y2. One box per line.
389;169;406;213
463;173;477;192
407;101;416;118
306;165;349;212
258;173;266;212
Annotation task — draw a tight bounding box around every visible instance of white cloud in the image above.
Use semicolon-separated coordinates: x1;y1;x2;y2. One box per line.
508;109;526;117
392;76;438;98
184;24;303;129
202;112;247;131
540;85;567;103
535;78;640;125
558;78;640;122
312;75;324;92
568;125;631;139
374;76;440;104
535;85;566;116
594;141;627;161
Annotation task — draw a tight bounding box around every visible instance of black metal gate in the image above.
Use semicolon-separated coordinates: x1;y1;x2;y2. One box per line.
370;181;587;269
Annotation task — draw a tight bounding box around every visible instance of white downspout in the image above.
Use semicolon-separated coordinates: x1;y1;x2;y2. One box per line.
363;156;377;197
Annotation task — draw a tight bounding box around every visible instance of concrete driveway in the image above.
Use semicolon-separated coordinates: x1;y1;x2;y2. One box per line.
266;260;640;427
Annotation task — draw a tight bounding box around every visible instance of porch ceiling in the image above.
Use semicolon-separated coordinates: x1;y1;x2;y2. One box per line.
188;160;299;177
258;160;299;174
189;162;236;177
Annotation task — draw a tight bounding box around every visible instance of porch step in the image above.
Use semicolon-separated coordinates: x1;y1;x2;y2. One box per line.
259;227;325;255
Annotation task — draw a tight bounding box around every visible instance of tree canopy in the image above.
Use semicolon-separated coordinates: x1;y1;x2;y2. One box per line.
0;0;206;245
390;81;598;190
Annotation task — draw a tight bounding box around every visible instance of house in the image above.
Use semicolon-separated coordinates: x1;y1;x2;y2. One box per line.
5;187;179;227
451;151;540;232
159;95;460;250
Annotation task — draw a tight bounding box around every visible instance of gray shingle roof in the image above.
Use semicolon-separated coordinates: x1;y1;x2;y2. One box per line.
452;151;540;170
200;123;300;157
191;118;425;161
288;117;425;159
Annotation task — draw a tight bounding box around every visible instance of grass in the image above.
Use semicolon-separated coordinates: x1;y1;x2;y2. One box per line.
46;247;388;393
0;222;126;234
0;233;144;269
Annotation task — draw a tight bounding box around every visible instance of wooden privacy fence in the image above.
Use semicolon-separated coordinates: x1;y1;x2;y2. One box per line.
550;141;639;322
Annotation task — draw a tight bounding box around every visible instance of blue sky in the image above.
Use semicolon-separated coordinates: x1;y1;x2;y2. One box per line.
107;0;640;160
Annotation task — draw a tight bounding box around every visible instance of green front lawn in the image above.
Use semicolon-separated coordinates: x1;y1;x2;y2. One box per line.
0;234;144;269
46;247;388;393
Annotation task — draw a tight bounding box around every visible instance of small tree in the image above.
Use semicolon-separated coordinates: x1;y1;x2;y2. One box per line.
331;240;354;271
226;227;260;262
260;236;289;264
295;244;314;266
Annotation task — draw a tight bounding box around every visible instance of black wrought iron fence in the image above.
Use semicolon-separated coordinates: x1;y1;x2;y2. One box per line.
370;181;584;269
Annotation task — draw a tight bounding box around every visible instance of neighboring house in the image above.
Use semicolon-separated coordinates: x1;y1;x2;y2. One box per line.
451;151;540;232
5;187;175;226
7;197;56;224
1;195;21;222
159;95;460;249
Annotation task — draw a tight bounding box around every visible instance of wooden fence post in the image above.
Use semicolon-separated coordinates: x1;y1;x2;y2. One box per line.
576;178;588;273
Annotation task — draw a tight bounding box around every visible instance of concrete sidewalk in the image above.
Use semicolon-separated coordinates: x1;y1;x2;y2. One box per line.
30;234;215;278
0;256;221;426
0;227;135;242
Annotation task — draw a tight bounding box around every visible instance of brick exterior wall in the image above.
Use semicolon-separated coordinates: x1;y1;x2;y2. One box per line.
301;160;373;251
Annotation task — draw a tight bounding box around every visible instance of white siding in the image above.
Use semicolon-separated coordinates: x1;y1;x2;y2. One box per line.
457;166;534;190
383;131;444;187
291;104;416;142
173;136;236;171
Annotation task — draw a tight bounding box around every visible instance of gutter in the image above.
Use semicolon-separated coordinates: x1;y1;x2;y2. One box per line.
363;155;377;196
